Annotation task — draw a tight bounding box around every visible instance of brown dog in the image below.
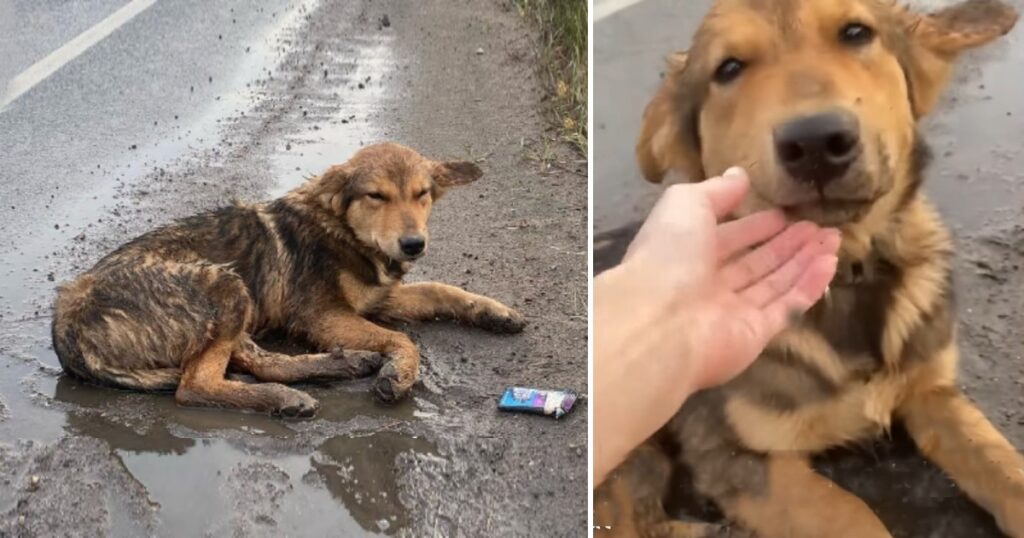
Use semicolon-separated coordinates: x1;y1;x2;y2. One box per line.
596;0;1023;537
52;142;525;416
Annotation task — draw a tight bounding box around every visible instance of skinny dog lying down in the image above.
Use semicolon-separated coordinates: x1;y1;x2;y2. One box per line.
52;142;525;416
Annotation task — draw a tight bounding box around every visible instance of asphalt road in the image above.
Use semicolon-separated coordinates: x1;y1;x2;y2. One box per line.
0;1;588;536
594;1;1024;536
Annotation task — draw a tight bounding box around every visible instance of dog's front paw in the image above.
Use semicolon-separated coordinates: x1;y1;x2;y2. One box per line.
273;388;320;418
476;305;526;334
329;347;389;378
371;359;415;403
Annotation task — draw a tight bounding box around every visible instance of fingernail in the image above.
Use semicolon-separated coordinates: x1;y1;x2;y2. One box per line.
723;166;746;180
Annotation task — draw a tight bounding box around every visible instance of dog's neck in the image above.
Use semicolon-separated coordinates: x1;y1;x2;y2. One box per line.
831;197;952;293
833;250;888;287
831;136;939;287
274;195;412;283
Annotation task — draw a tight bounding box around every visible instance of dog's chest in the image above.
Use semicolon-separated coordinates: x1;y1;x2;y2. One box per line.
725;367;906;453
724;270;909;453
338;270;397;314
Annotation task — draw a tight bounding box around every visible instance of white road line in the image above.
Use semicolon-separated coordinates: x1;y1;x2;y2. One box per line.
594;0;648;23
0;0;158;111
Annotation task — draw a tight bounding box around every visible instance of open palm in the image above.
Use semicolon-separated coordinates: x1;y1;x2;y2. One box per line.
595;168;839;485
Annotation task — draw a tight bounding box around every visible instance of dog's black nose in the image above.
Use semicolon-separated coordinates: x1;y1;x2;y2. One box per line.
399;235;426;256
774;111;861;186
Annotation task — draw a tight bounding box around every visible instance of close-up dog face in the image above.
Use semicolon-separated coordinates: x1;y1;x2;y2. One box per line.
314;143;482;262
638;0;1017;227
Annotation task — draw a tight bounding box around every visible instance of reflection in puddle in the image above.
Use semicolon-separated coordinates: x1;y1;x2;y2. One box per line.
311;382;425;423
53;374;294;438
50;375;433;536
313;431;437;535
117;439;381;537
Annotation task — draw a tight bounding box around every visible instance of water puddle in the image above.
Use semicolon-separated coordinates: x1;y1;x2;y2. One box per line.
49;375;436;536
312;431;437;535
112;433;431;537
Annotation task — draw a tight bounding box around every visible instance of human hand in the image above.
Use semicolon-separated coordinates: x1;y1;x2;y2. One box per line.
594;167;840;485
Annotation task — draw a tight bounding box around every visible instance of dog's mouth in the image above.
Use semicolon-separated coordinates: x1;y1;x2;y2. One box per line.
376;241;426;263
780;197;875;227
750;179;878;227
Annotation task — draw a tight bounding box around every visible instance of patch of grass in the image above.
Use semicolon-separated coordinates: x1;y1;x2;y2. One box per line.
514;0;588;154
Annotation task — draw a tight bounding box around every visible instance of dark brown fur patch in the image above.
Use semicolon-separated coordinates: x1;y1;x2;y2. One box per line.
668;391;770;502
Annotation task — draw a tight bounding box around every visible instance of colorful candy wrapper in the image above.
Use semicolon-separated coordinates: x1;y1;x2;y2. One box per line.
498;387;577;419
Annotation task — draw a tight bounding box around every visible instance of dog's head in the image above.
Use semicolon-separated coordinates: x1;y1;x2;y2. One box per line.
638;0;1016;227
305;142;481;262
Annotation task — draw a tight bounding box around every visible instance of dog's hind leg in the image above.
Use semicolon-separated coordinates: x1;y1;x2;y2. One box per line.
174;272;319;417
672;392;890;538
698;453;891;538
229;337;386;384
595;444;730;538
175;338;319;417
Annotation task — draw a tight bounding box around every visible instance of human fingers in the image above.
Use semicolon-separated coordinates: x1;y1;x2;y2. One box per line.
716;209;788;263
758;254;839;336
737;228;842;307
694;167;750;219
720;222;827;291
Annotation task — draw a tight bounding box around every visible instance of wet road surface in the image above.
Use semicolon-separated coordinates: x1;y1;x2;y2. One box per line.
595;0;1024;536
0;1;587;536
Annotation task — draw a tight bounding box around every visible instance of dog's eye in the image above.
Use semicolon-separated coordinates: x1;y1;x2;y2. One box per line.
712;58;745;84
416;189;430;199
839;23;875;46
366;192;386;201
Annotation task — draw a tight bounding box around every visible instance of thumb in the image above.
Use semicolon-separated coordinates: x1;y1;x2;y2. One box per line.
696;167;749;219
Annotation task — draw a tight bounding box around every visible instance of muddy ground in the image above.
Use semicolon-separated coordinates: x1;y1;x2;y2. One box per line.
0;1;587;536
594;0;1024;536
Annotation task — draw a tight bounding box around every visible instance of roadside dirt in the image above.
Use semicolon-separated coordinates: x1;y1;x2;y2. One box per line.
0;1;587;536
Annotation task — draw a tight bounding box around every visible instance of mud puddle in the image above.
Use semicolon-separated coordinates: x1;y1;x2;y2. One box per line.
115;432;433;537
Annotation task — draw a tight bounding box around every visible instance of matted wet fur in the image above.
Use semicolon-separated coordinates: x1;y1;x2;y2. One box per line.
52;142;525;417
596;0;1024;536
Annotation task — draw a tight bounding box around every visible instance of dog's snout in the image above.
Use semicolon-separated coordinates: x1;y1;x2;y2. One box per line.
774;111;861;186
399;235;426;256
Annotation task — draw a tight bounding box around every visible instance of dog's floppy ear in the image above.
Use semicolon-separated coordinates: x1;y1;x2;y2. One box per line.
311;164;355;215
636;51;705;183
430;160;482;200
897;0;1017;118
